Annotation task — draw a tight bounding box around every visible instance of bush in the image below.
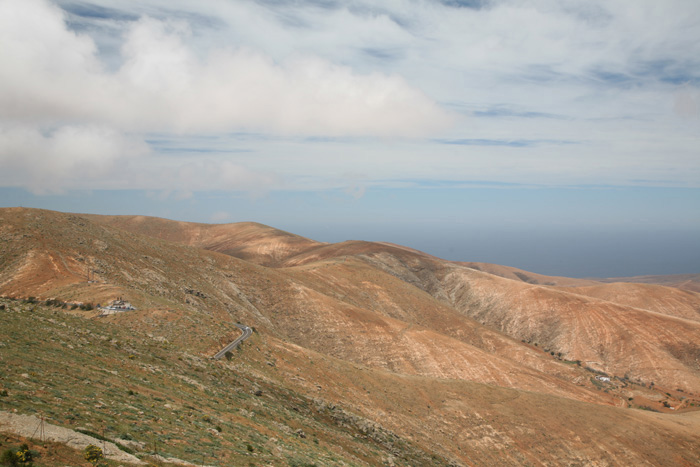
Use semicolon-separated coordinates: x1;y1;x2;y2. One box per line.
2;444;37;467
15;445;35;466
84;445;103;466
1;449;19;467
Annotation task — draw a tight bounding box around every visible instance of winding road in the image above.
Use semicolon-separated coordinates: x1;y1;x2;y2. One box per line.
213;323;252;360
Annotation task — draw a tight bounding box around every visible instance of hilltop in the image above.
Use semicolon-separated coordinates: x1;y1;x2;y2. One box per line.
1;207;700;465
82;214;324;267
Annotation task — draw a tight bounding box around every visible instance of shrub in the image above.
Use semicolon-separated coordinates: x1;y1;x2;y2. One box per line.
84;445;104;466
2;444;37;467
1;449;19;467
15;444;35;466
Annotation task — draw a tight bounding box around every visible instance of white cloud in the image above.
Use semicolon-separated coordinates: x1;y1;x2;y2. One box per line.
0;0;450;136
0;124;148;194
1;0;699;194
0;0;455;193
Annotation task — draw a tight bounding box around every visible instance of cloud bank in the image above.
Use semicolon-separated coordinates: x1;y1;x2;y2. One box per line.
0;0;450;192
0;124;147;194
1;0;699;194
0;3;448;136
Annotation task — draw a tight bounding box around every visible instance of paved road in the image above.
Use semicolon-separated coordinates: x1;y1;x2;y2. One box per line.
213;323;252;360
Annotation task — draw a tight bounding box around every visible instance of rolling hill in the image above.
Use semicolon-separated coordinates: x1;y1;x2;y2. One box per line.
2;207;700;466
82;214;324;267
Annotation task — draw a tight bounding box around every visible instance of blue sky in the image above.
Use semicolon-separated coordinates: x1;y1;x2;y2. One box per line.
1;0;699;277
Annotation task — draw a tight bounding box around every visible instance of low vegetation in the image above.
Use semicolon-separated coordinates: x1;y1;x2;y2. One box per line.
2;208;700;465
0;298;451;466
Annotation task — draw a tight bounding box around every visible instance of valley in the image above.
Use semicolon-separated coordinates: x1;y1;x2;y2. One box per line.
1;207;699;466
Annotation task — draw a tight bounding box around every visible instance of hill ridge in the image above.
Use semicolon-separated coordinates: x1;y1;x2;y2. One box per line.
2;207;700;465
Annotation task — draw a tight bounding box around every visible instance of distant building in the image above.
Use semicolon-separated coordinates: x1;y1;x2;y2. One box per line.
98;297;136;316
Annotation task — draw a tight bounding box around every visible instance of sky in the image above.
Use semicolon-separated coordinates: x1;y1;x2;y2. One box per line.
1;0;699;277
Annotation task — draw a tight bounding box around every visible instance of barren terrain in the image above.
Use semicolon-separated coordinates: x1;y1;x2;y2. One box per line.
2;207;700;465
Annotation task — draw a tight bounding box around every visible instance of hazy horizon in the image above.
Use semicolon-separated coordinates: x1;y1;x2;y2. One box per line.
3;185;699;278
1;0;698;279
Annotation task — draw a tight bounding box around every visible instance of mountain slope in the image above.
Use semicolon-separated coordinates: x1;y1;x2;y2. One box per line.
84;214;323;266
271;238;700;394
562;282;700;322
599;273;700;293
440;266;700;392
0;208;612;402
3;297;700;466
458;261;600;287
79;210;700;394
2;207;700;465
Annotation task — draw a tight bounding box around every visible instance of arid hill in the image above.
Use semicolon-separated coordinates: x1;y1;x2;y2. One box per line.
0;209;611;402
598;273;700;293
458;261;600;287
84;214;323;266
64;209;700;393
2;207;700;466
562;281;700;322
460;261;700;294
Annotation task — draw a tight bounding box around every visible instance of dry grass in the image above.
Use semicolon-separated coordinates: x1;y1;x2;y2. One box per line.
0;297;451;466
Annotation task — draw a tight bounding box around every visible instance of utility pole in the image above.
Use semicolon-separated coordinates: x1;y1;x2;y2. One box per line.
39;415;45;443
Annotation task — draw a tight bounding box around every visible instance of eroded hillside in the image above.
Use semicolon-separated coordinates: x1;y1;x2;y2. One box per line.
2;207;700;466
